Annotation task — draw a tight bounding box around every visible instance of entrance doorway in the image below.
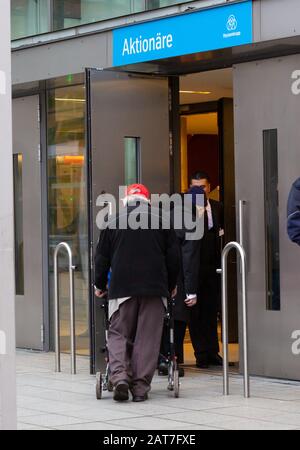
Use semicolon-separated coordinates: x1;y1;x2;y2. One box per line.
87;66;240;373
179;69;239;368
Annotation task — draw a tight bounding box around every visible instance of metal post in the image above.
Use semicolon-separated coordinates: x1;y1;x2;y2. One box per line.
54;246;61;373
221;249;229;396
54;243;76;375
239;200;246;248
221;241;250;398
69;257;76;375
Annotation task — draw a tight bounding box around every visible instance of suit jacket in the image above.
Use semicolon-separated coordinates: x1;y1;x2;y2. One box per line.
173;200;202;322
199;199;223;280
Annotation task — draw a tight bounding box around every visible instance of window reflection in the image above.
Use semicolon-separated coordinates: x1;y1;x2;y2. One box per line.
48;85;89;355
52;0;192;30
11;0;193;39
263;129;281;311
13;154;24;296
53;0;142;30
125;137;141;185
11;0;49;40
146;0;190;9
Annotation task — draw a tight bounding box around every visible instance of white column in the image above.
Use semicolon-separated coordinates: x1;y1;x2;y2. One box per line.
0;0;17;430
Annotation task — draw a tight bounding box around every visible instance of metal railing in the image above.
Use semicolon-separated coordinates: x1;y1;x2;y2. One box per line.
238;200;247;277
218;241;250;398
54;242;76;375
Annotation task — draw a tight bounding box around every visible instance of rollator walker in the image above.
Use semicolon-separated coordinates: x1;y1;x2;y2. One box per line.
95;297;180;399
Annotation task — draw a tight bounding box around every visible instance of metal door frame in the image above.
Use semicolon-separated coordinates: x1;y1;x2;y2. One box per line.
12;91;49;351
13;90;48;351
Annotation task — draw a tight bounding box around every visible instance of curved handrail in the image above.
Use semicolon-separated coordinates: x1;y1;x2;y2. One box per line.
220;241;249;398
54;243;76;375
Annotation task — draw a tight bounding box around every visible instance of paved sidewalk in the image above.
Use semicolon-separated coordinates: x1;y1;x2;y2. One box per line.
17;350;300;430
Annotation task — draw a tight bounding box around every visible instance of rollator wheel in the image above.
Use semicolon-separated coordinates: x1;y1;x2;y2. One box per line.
107;380;114;392
167;361;174;391
174;369;180;398
107;367;114;392
96;372;103;400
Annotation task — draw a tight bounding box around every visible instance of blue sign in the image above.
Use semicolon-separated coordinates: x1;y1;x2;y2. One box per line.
113;1;253;67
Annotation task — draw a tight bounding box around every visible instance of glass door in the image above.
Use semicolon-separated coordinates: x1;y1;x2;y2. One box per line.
86;69;174;373
47;84;90;356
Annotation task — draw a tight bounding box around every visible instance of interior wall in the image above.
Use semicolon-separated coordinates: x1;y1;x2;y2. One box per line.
187;134;219;189
180;117;188;192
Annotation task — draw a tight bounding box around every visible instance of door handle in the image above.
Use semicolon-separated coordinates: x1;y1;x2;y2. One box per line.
238;200;247;272
239;200;246;248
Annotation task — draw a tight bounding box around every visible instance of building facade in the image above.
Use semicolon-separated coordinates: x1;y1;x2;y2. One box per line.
10;0;300;380
1;0;17;430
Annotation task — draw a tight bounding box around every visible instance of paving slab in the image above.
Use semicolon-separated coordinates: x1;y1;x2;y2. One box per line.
16;350;300;431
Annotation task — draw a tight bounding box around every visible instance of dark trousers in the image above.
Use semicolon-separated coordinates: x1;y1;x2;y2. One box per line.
174;275;220;363
174;307;207;364
193;274;220;359
108;296;164;397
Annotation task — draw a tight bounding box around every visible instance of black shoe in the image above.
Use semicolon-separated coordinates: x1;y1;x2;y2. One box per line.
113;380;129;402
132;393;148;402
158;361;168;376
208;354;223;366
196;356;209;369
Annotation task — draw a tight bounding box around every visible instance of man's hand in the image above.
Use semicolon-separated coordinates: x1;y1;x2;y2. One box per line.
171;286;178;298
184;295;197;307
94;287;107;298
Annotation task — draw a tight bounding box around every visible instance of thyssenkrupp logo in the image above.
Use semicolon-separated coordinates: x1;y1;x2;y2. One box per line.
227;15;238;32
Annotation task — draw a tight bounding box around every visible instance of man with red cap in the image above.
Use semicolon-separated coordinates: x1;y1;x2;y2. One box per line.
95;184;180;402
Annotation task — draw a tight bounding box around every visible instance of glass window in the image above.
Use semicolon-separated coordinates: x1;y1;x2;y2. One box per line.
146;0;191;9
263;129;281;311
48;84;89;355
11;0;49;40
13;154;25;296
12;0;194;38
125;137;141;185
53;0;144;30
52;0;194;30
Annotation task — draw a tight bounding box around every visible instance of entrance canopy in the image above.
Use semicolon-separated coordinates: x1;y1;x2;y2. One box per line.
112;35;300;76
109;0;300;76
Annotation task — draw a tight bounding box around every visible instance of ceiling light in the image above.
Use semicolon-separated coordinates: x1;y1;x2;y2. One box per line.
179;90;211;95
55;98;86;103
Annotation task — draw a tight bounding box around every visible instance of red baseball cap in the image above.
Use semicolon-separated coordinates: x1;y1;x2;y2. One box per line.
126;184;150;200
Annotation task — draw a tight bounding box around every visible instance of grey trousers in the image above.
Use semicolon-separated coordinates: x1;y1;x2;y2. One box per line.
107;296;165;397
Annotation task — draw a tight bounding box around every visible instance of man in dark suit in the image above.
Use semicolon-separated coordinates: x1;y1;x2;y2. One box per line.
190;171;224;368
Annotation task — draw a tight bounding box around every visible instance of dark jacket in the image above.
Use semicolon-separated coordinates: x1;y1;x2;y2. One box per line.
94;201;180;300
173;200;203;322
199;199;223;280
287;178;300;245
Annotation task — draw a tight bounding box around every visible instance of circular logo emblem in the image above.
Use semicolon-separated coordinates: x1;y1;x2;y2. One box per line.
227;15;238;32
